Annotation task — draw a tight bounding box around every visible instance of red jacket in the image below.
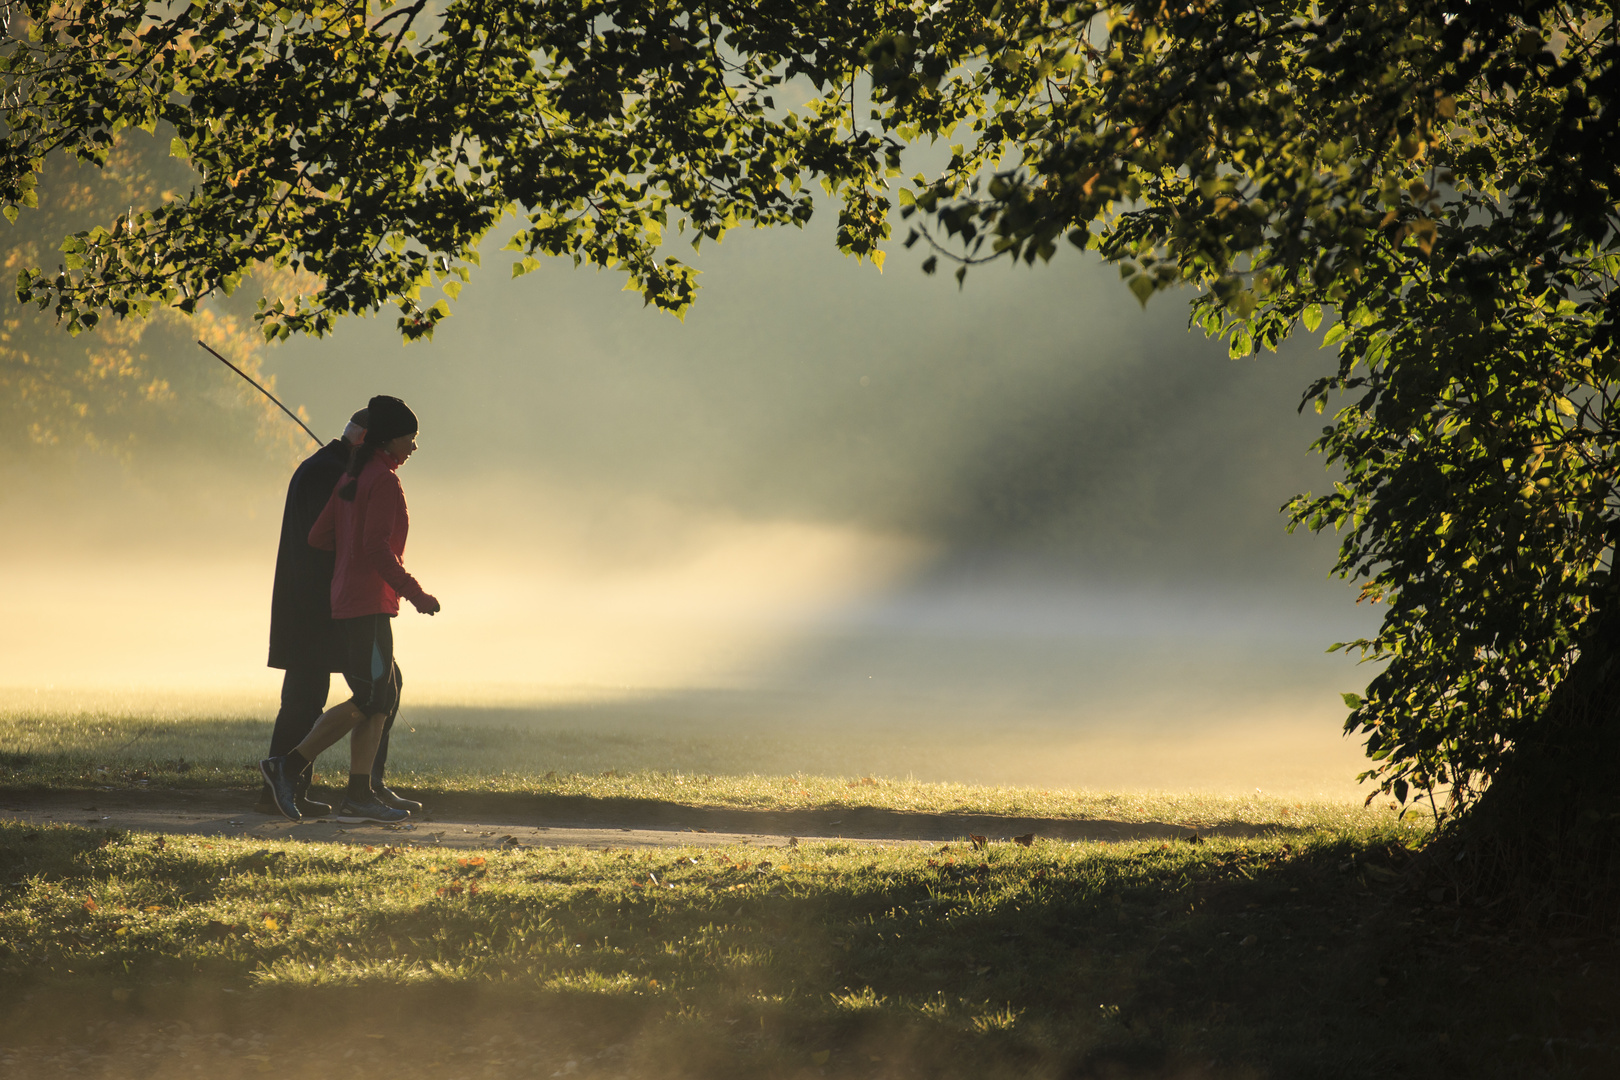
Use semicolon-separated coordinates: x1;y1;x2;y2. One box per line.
308;451;429;619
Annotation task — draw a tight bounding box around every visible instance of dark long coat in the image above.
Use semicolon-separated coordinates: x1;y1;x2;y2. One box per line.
267;439;350;671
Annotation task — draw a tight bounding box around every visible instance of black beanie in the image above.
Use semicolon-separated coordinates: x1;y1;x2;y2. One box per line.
366;395;417;442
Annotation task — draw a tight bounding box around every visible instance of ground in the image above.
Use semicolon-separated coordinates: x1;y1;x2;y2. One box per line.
1;713;1617;1077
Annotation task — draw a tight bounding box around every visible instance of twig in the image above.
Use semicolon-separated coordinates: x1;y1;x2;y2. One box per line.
195;339;320;445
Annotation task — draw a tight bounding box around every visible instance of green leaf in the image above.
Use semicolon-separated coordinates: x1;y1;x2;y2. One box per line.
1302;304;1322;332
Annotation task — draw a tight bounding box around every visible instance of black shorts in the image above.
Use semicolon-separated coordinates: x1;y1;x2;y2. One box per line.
338;614;400;718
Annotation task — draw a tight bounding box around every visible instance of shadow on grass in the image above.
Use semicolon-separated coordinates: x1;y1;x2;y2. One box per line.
2;824;1616;1078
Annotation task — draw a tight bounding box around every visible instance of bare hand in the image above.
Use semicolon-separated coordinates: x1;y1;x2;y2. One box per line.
413;593;441;615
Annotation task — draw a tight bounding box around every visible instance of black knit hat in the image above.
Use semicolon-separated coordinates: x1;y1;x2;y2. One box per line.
366;395;418;442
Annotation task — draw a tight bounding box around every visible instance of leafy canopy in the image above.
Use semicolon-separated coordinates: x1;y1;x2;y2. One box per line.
6;0;1619;812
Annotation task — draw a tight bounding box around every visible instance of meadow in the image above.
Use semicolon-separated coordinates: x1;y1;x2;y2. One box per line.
0;705;1377;829
1;707;1615;1078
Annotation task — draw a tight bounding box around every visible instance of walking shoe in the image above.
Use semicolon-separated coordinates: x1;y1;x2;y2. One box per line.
334;796;409;824
258;757;302;822
296;793;332;817
372;784;423;813
255;786;333;818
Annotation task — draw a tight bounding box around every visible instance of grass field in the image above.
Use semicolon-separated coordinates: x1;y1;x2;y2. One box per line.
0;709;1391;830
2;819;1615;1079
2;709;1616;1078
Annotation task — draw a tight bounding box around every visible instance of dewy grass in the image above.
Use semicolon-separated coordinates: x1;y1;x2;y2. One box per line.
1;820;1612;1079
0;710;1394;830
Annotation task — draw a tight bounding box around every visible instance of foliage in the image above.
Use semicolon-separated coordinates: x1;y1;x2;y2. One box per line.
875;1;1620;817
6;1;1620;820
0;137;307;456
1;0;925;339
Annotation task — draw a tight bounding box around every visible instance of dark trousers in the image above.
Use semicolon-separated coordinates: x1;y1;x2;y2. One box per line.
267;665;403;787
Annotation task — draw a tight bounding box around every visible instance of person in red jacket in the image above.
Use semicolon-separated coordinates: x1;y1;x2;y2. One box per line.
260;395;441;823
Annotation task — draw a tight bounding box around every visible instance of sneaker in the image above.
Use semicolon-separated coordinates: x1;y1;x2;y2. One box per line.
296;793;333;817
334;796;409;824
372;784;423;813
254;787;332;818
258;757;302;822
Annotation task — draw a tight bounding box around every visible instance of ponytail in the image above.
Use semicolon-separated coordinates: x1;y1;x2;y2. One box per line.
338;433;385;501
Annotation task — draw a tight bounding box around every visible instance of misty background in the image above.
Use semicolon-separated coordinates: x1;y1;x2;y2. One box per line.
0;210;1379;797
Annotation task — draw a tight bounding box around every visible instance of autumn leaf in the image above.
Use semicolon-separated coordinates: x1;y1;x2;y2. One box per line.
969;834;988;851
1013;833;1034;847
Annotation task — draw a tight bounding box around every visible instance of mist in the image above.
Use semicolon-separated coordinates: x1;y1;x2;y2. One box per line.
1;216;1378;797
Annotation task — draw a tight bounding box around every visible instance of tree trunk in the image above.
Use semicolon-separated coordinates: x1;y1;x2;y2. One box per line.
1454;620;1620;925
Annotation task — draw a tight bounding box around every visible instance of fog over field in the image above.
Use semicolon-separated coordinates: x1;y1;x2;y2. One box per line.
0;218;1378;797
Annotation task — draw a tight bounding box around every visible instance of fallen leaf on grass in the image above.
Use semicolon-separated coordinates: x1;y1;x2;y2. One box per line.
458;856;486;867
969;835;988;851
262;917;279;932
1013;833;1034;847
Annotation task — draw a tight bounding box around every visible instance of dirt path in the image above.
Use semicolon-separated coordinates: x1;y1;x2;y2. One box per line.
0;787;1288;851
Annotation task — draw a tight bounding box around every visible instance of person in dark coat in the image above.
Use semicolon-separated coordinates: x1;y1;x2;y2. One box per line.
257;408;419;814
260;395;437;824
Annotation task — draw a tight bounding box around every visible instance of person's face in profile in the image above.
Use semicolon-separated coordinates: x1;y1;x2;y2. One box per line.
387;432;418;464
